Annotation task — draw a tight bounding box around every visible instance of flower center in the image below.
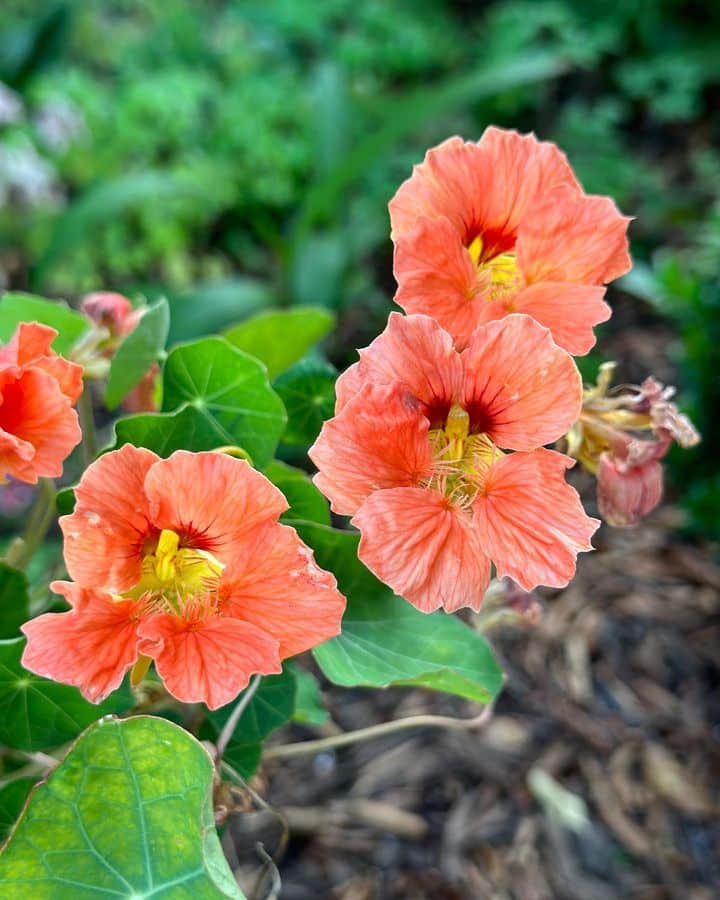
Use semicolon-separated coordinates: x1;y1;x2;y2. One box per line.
424;403;502;508
467;235;523;303
126;528;224;612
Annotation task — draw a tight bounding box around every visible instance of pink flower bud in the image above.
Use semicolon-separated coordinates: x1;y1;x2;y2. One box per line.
80;292;135;337
597;453;664;527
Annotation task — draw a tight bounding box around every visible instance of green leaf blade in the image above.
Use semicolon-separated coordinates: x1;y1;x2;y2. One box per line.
0;716;245;898
113;405;221;457
207;671;296;779
0;293;88;356
264;460;331;527
104;298;169;409
0;564;30;640
274;357;337;448
223;307;335;380
162;337;286;467
299;525;504;704
0;638;132;752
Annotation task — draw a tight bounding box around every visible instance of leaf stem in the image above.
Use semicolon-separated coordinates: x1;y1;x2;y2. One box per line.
262;705;493;762
215;674;262;761
5;478;57;570
77;383;97;466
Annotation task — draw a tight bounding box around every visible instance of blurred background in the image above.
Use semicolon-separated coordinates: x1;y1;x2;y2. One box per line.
0;2;718;898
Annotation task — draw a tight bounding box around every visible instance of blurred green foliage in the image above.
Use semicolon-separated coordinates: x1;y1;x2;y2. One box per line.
0;0;718;530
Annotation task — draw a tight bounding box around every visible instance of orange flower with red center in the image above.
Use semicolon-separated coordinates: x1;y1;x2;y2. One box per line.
22;447;346;709
390;128;632;355
0;322;83;484
309;313;599;613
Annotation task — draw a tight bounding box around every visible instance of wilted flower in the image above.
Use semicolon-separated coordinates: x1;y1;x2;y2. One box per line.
310;312;598;613
389;128;631;354
22;447;345;709
566;362;700;526
0;322;82;483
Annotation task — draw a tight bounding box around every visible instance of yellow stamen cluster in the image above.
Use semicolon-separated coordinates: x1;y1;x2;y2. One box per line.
467;235;523;303
126;528;224;614
424;403;502;508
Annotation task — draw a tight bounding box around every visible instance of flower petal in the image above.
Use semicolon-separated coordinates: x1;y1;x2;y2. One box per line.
310;383;432;516
389;136;487;241
21;581;140;704
221;522;346;658
353;486;491;613
335;311;463;416
461;315;582;450
137;614;281;710
0;367;81;484
473;126;583;246
61;444;158;592
473;449;599;591
392;217;481;352
511;282;610;356
389;128;581;247
144;451;288;556
517;186;632;286
0;322;82;401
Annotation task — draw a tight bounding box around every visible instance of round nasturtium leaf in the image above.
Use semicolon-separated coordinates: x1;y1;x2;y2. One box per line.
205;669;297;779
0;716;246;899
298;524;505;704
0;638;133;752
223;307;335;380
161;337;287;468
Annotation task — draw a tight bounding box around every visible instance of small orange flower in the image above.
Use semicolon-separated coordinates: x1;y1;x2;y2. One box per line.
390;128;632;354
309;313;598;613
0;322;83;484
22;447;346;708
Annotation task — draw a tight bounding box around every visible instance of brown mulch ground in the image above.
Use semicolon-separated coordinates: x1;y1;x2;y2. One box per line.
223;508;720;900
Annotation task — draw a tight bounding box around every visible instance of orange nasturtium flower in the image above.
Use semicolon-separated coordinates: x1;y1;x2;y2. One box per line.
22;447;346;709
0;322;83;484
389;127;632;355
309;313;599;613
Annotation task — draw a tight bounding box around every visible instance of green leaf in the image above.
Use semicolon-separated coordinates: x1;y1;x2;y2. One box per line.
208;671;296;779
0;564;29;640
0;716;245;898
162;337;286;468
0;778;35;841
287;663;329;726
0;293;88;356
114;405;221;456
299;524;504;704
224;307;335;380
55;487;75;516
104;298;169;409
274;357;337;447
0;638;133;751
264;460;330;527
